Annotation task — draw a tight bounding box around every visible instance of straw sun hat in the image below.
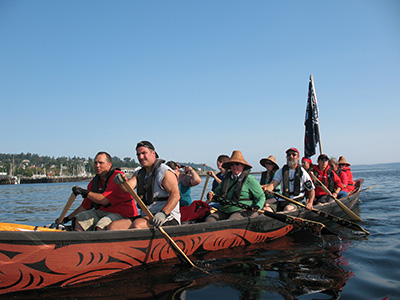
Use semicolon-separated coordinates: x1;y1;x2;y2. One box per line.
259;155;279;169
338;156;351;166
222;150;252;169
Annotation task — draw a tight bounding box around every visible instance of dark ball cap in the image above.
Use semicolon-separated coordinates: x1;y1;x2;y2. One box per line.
318;154;329;161
136;141;159;158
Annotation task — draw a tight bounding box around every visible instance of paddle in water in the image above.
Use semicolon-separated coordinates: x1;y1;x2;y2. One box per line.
271;191;369;235
212;196;336;237
119;174;209;274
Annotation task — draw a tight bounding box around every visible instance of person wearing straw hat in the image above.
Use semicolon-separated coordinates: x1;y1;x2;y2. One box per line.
338;156;355;193
259;155;280;199
263;147;315;212
329;157;349;198
205;150;266;222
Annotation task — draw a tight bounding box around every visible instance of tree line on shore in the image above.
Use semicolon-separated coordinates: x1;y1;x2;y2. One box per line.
0;153;139;177
0;153;213;177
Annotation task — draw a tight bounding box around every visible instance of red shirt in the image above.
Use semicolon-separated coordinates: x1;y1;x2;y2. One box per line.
313;165;343;197
81;170;138;218
338;170;349;193
341;166;355;192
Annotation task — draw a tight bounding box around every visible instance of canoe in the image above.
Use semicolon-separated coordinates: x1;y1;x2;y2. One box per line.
0;179;363;295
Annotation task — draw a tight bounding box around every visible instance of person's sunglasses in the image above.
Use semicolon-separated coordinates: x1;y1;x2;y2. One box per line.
286;153;297;157
231;162;241;166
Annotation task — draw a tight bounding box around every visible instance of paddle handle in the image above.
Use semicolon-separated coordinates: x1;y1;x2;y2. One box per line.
213;196;332;236
120;174;201;270
310;173;362;222
56;193;77;224
200;174;210;201
121;174;154;218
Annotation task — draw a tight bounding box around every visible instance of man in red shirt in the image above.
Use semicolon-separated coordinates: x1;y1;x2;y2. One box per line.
312;154;343;203
61;152;138;231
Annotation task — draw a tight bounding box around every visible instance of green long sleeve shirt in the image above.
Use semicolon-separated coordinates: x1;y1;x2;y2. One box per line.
215;174;266;214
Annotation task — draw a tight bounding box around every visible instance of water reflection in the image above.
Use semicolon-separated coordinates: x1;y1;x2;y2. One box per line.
4;232;353;300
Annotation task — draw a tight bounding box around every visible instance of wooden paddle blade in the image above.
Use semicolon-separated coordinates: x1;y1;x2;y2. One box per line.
56;193;77;224
339;184;377;202
334;198;362;222
272;191;369;234
263;210;336;236
313;208;369;234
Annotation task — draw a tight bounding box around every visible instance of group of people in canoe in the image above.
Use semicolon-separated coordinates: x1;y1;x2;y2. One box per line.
58;140;355;231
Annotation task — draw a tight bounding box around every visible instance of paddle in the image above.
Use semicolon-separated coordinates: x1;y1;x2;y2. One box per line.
199;174;210;201
339;184;377;202
53;192;77;227
270;191;369;234
120;174;207;273
212;196;336;237
310;173;362;222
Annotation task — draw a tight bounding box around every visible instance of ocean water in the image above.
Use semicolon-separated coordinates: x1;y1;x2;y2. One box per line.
0;163;399;300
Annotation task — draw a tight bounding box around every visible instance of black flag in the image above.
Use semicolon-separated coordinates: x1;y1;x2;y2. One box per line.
304;75;320;158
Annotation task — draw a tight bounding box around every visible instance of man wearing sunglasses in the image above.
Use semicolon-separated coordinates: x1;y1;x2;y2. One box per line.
263;147;315;211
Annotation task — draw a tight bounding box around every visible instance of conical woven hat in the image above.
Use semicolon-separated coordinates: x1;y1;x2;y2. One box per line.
222;150;252;169
338;156;351;166
259;155;279;169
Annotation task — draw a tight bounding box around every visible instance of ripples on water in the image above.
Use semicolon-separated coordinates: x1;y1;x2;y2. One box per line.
1;164;399;299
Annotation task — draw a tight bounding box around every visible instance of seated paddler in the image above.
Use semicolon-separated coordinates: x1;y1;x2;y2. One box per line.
60;151;139;231
205;150;266;222
263;147;315;212
107;141;181;230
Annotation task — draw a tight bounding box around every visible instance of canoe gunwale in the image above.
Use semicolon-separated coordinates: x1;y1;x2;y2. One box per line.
0;179;363;244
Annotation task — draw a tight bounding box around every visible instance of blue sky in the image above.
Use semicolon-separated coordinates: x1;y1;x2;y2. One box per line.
1;1;399;171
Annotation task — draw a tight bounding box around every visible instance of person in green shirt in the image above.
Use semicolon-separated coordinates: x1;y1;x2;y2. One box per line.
205;150;266;222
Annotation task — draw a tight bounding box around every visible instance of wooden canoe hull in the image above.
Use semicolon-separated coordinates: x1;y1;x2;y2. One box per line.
0;179;363;295
0;218;292;294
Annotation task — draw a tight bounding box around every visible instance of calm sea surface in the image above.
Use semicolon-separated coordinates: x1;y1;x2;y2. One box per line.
1;163;399;300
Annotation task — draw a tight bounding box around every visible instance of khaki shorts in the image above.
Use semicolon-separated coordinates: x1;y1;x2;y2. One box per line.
74;209;124;230
268;200;302;213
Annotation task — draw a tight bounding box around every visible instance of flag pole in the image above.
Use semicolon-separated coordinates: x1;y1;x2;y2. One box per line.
310;75;323;155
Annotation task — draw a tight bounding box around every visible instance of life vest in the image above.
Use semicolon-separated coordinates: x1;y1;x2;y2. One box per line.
260;170;280;196
341;166;355;189
260;170;276;185
282;165;303;198
313;166;335;192
220;169;251;202
91;168;119;209
137;159;166;205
